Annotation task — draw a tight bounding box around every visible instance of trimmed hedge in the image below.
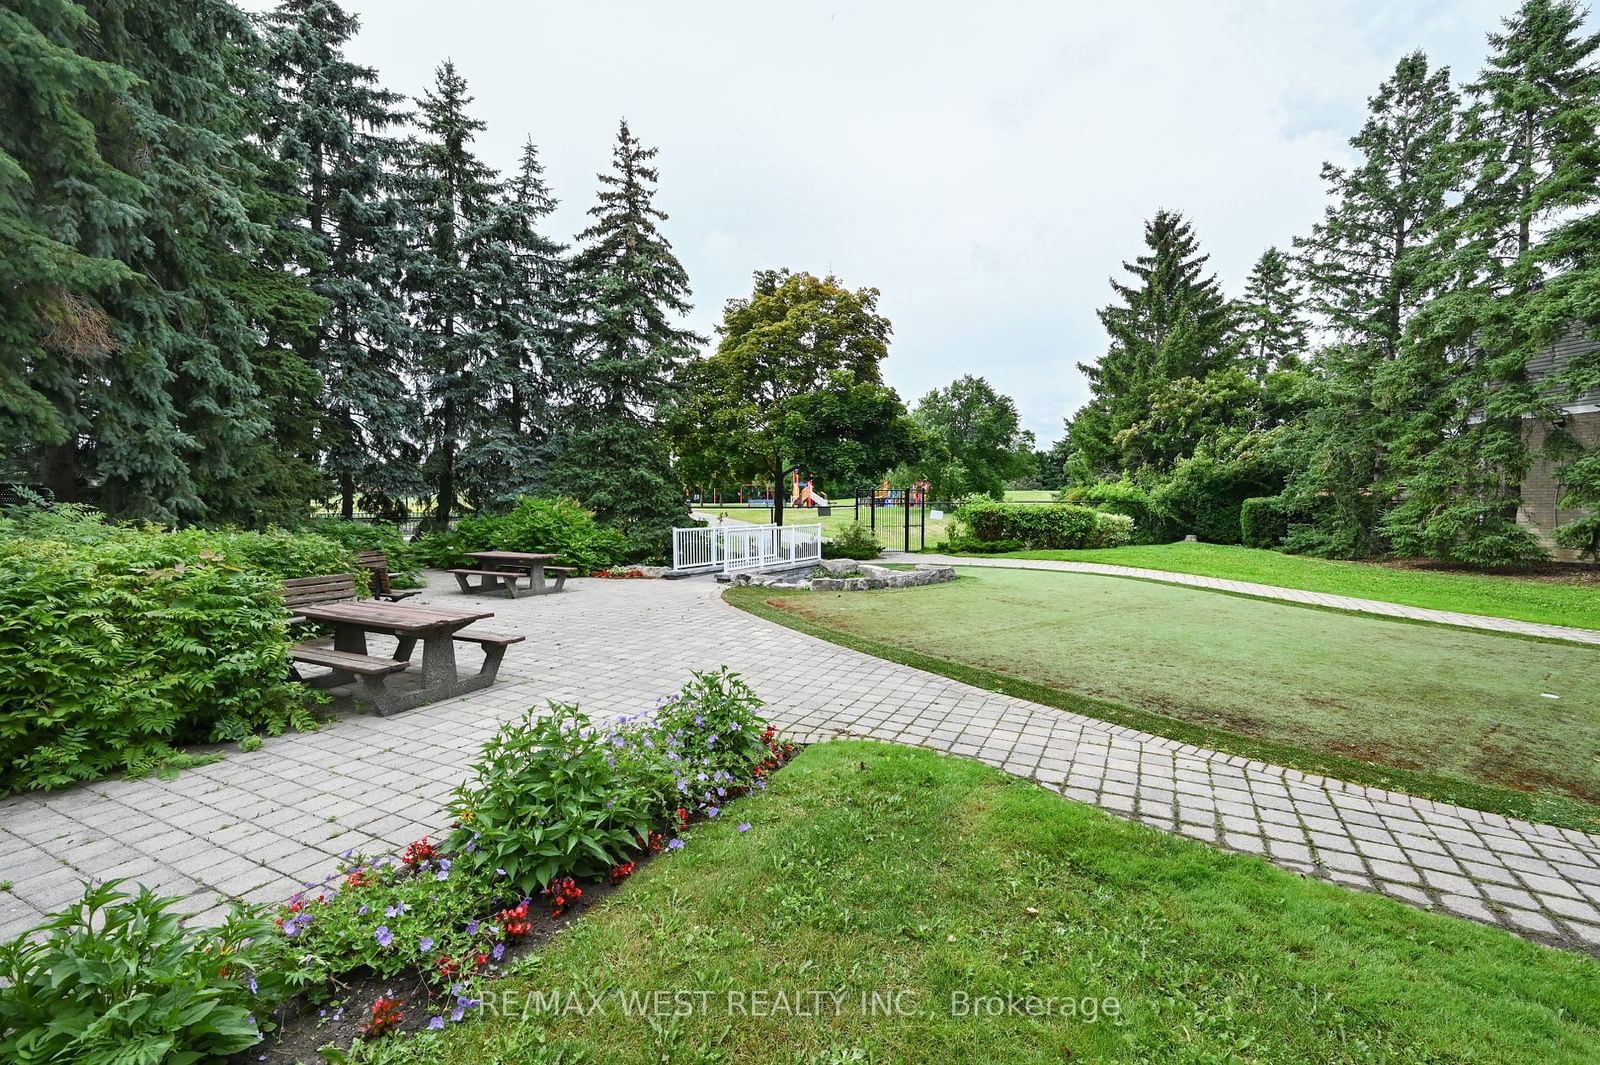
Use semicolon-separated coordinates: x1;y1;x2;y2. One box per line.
1059;480;1182;544
952;501;1132;550
304;517;423;587
1240;496;1290;549
0;507;334;793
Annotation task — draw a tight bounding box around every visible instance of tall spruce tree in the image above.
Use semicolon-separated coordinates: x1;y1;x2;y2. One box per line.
1236;246;1309;378
456;139;569;511
551;119;698;547
1068;209;1236;480
402;60;501;527
1385;1;1600;563
14;0;313;521
263;0;420;519
0;0;137;476
1284;51;1460;557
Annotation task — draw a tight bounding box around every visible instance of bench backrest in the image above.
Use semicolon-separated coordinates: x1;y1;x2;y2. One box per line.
281;573;359;612
352;550;395;596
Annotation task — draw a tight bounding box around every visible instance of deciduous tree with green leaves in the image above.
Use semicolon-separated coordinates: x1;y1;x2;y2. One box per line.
911;375;1031;500
668;269;915;524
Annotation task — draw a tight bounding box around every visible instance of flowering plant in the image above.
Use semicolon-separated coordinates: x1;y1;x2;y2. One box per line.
446;703;658;894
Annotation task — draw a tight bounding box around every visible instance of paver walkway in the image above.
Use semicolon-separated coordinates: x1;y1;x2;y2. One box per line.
2;573;1599;958
898;552;1600;645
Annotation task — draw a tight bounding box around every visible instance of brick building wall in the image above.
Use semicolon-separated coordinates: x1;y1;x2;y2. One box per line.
1519;410;1600;560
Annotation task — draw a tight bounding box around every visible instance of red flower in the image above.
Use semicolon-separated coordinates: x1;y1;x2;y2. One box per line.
609;861;636;884
364;996;404;1037
401;836;440;867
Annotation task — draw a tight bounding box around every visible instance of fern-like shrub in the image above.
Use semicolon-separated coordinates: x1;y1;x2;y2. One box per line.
0;506;326;793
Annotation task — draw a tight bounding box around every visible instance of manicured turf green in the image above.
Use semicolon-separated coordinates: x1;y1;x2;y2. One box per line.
349;743;1600;1064
968;542;1600;631
731;568;1600;829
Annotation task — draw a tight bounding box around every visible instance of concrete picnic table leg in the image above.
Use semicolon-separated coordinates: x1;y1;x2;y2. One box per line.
526;565;547;595
419;629;459;689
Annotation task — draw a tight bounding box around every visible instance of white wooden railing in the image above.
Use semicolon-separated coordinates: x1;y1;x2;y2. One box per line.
672;523;822;575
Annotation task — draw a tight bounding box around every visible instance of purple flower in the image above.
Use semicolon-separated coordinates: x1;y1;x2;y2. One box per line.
435;858;452;882
496;867;507;878
428;1016;446;1030
707;734;719;748
706;806;719;818
358;904;369;916
738;822;751;832
384;902;406;918
492;941;506;961
451;1006;465;1023
716;787;726;797
419;936;435;952
676;779;689;794
374;925;393;948
667;838;685;850
466;919;479;935
249;976;258;994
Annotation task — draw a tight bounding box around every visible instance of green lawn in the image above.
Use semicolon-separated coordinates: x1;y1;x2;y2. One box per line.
730;568;1600;829
694;504;948;550
347;743;1600;1064
963;542;1600;631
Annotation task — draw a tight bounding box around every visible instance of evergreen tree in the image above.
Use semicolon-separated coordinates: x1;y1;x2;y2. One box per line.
551;119;699;547
1285;51;1459;557
1236;246;1309;377
263;0;420;519
401;60;501;527
0;0;136;474
1385;1;1600;563
1069;209;1236;479
17;0;311;521
456;139;570;511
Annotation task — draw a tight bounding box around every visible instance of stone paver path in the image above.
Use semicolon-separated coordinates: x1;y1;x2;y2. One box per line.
3;573;1599;957
898;552;1600;645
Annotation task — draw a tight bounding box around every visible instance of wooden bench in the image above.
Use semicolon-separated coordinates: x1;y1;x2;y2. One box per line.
353;550;419;602
447;568;528;597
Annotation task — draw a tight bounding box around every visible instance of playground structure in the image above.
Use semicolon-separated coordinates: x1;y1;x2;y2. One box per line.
871;478;930;507
790;471;831;514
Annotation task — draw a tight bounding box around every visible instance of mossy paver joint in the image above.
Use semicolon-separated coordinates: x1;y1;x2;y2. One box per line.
0;573;1598;956
901;552;1600;644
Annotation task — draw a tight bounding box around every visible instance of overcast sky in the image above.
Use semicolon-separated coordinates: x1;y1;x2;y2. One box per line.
243;0;1534;444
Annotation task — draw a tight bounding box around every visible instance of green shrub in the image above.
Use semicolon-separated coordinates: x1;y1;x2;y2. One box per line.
0;538;316;794
304;518;423;587
0;505;338;793
822;520;881;560
1240;496;1290;548
447;703;659;893
419;497;628;574
1059;480;1182;544
1089;511;1135;548
0;880;285;1064
952;501;1102;549
1151;452;1281;546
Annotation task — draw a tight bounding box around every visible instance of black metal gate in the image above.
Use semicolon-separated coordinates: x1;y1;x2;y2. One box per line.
853;486;927;552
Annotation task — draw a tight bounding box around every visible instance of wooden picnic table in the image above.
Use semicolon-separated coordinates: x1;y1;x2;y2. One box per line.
454;550;574;597
292;600;512;714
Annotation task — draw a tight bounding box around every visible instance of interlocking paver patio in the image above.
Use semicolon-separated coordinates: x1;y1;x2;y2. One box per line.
1;572;1598;959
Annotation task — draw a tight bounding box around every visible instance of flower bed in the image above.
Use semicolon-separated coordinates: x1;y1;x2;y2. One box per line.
0;667;795;1063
